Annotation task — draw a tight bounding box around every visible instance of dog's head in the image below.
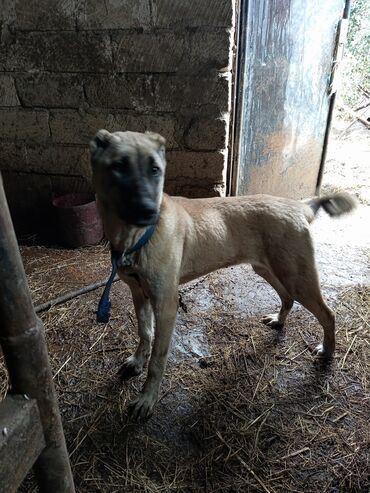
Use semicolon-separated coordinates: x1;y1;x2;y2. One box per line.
90;129;166;227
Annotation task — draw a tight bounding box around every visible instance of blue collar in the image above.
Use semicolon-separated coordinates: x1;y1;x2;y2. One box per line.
96;224;156;323
125;223;156;256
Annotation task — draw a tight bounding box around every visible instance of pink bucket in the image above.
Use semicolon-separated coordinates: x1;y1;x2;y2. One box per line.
52;193;103;248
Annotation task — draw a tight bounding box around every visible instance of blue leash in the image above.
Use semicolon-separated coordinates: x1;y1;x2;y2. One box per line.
96;224;156;323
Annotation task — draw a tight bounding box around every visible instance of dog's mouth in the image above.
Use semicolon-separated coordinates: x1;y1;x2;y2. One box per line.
132;213;158;227
119;209;159;227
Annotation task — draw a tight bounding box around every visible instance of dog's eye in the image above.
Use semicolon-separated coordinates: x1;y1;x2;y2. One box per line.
151;166;160;175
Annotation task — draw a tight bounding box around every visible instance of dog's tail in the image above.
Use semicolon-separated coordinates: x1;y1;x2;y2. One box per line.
304;192;357;220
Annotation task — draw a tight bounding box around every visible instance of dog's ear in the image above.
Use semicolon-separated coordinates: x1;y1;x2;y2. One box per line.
89;129;112;155
145;131;166;152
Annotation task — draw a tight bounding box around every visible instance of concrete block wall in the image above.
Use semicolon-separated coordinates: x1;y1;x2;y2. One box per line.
0;0;234;236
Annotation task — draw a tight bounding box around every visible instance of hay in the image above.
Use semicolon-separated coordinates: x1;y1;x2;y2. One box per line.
0;247;369;492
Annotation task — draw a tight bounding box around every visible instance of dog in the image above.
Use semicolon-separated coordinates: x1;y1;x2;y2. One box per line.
90;129;356;420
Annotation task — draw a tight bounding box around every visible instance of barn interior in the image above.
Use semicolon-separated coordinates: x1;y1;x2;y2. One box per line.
0;1;369;492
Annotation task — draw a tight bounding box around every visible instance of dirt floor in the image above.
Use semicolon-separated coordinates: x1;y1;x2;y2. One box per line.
1;117;370;492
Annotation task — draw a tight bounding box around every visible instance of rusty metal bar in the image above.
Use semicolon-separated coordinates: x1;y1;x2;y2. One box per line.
0;173;75;492
316;0;352;193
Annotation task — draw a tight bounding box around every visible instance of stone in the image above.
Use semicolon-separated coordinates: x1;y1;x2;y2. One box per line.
26;145;90;176
49;109;107;145
113;30;230;74
14;0;76;30
0;75;20;106
77;0;151;29
152;0;233;28
165;150;225;181
84;74;155;111
0;109;49;141
50;175;92;195
49;109;178;149
17;73;84;108
1;142;27;170
189;30;230;74
111;113;178;149
154;74;229;114
44;32;113;72
184;117;226;150
0;33;45;72
165;177;223;197
1;32;112;73
112;32;187;73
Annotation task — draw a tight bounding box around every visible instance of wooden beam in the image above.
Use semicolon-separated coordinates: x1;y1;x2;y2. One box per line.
0;395;45;493
338;103;370;129
0;173;75;493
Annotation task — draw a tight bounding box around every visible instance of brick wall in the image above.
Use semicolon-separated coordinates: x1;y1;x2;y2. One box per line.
0;0;234;236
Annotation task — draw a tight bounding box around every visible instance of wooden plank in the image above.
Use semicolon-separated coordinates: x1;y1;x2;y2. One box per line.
0;395;45;493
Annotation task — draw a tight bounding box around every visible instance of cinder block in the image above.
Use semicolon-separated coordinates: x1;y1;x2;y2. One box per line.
0;33;46;72
1;32;113;73
49;109;107;145
113;30;230;74
165;177;223;197
0;75;20;106
49;110;178;148
50;175;92;195
0;109;49;141
77;0;151;29
44;32;113;72
189;30;230;73
112;113;178;149
0;142;27;170
113;32;187;73
152;0;233;28
165;150;225;181
25;144;90;176
17;73;84;108
84;75;155;111
14;0;76;30
154;74;229;114
1;141;90;176
184;117;226;150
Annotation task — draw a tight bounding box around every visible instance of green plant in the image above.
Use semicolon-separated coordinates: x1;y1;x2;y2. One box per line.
341;0;370;107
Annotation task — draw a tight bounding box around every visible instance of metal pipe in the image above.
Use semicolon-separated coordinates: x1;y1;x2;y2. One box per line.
0;173;75;492
316;0;352;193
35;277;119;314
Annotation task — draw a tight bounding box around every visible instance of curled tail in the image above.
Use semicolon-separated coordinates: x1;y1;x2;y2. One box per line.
304;192;357;219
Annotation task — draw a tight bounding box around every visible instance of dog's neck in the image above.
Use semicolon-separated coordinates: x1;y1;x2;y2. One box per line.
96;196;147;252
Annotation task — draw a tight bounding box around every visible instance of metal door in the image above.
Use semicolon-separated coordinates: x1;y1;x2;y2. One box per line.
232;0;346;198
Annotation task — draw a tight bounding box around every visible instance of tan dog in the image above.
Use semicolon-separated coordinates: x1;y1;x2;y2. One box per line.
90;129;356;420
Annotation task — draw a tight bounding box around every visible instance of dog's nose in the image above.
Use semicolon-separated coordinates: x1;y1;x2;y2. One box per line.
134;196;156;215
138;204;157;217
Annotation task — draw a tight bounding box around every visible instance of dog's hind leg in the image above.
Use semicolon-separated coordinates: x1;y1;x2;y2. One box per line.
291;284;335;358
270;241;335;358
119;281;154;380
252;264;294;328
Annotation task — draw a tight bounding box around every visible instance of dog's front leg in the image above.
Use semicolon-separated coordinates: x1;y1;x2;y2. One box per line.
119;280;153;380
128;291;178;421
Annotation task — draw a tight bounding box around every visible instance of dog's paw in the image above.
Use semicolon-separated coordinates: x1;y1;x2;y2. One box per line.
128;391;157;421
118;356;143;380
261;313;284;329
313;343;334;359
